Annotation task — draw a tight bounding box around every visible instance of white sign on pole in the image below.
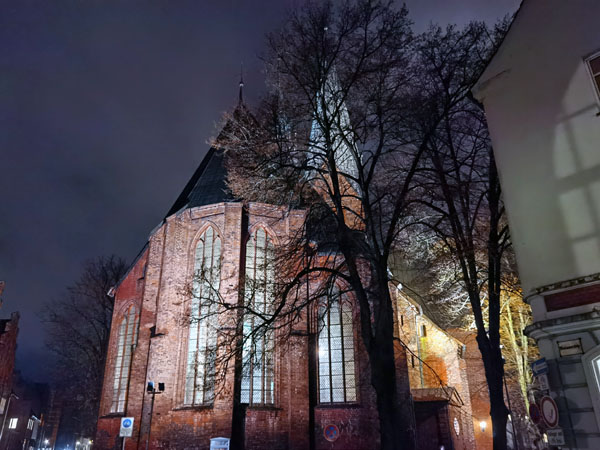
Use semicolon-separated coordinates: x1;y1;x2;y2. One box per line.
120;417;134;437
210;437;230;450
547;428;565;445
536;373;550;391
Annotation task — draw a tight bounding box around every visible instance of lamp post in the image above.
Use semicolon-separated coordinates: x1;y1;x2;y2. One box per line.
144;382;164;450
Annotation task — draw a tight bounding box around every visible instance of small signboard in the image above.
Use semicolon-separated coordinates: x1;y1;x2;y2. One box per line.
210;437;230;450
536;373;550;391
324;424;340;442
529;403;542;425
558;338;583;357
540;396;559;428
119;417;134;437
547;428;565;445
531;358;548;376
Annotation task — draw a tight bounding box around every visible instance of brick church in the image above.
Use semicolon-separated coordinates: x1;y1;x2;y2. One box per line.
95;91;484;450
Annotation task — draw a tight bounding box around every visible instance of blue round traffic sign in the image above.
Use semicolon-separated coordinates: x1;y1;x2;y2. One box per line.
324;424;340;442
123;419;132;428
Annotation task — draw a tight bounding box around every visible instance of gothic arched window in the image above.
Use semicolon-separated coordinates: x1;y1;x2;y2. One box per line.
111;305;139;413
185;226;221;405
317;290;357;403
241;227;275;405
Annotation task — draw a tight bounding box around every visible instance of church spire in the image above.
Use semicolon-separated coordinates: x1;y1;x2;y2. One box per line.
238;63;244;106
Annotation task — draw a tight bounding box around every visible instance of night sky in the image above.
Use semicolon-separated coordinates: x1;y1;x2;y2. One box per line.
0;0;520;382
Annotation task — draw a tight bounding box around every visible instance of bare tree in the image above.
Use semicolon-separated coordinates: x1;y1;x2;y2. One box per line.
190;3;513;449
203;0;498;447
398;244;539;447
215;2;426;448
41;255;127;438
411;22;514;450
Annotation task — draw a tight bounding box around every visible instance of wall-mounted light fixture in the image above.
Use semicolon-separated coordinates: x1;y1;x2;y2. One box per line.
479;420;487;432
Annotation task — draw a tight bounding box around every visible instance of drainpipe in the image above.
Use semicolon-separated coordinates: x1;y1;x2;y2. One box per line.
413;306;425;388
306;245;316;450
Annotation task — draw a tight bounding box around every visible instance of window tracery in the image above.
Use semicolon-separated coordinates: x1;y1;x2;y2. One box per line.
185;226;221;405
317;290;357;403
241;227;275;405
111;305;139;413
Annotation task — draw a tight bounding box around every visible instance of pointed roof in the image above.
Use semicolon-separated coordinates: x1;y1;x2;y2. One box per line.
164;143;233;218
164;100;260;218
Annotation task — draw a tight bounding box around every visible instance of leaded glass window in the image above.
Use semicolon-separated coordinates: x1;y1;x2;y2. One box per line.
185;226;221;405
318;292;357;403
241;227;275;405
111;305;139;413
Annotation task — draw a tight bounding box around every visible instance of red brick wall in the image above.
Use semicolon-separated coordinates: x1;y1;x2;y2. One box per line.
449;330;493;450
96;202;414;450
545;283;600;311
96;245;149;450
0;312;19;400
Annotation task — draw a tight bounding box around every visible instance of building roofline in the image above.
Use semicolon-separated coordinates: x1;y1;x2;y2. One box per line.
109;242;149;295
472;0;524;101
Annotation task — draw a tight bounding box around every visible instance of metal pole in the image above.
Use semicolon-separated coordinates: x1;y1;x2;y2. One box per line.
122;436;126;450
144;392;155;450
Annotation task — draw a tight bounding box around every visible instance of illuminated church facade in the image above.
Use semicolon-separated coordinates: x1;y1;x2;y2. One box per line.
95;97;482;450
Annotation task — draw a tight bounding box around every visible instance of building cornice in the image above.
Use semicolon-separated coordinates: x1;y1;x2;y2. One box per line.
525;308;600;339
525;272;600;300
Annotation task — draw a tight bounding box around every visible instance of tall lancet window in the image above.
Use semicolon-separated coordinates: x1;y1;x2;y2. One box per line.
317;289;357;403
241;227;275;405
185;226;221;405
111;305;139;413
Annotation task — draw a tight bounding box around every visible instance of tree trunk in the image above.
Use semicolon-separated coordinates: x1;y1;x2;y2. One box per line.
477;333;509;450
367;275;415;450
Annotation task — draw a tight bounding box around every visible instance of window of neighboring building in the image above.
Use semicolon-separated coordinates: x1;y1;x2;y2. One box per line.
0;397;6;414
317;289;357;403
110;305;139;413
27;419;33;430
8;418;17;429
241;227;275;405
184;226;221;405
587;53;600;100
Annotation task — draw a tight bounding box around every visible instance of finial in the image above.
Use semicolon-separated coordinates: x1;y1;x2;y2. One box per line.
238;63;244;106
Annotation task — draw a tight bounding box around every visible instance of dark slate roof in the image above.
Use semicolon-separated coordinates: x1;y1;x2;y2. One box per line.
164;103;259;218
164;144;234;218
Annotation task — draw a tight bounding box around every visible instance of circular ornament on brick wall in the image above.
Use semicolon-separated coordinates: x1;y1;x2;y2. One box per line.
324;424;340;442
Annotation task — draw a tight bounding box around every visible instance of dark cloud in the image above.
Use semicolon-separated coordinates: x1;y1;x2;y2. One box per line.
0;0;520;381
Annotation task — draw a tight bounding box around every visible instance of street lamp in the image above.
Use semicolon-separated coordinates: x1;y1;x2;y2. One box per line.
145;381;165;450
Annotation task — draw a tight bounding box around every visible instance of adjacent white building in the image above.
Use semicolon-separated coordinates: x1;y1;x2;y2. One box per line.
473;0;600;448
